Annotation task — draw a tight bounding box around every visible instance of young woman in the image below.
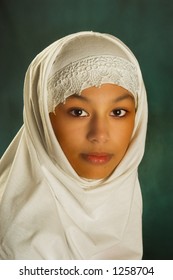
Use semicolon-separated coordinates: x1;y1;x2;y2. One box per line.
0;31;148;259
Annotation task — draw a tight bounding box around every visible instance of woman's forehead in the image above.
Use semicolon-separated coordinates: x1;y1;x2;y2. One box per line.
65;84;135;105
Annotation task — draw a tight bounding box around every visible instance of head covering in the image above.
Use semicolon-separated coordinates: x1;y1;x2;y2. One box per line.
0;31;148;260
47;55;138;112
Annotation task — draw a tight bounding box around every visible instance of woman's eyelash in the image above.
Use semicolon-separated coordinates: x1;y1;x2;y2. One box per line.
69;108;89;117
110;109;128;117
68;108;128;118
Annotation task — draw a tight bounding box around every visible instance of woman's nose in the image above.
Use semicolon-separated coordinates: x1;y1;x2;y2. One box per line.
87;116;110;143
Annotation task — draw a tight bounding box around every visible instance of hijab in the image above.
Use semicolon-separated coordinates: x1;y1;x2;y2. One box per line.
0;31;148;260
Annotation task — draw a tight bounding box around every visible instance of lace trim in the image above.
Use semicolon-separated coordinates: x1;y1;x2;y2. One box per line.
47;55;138;112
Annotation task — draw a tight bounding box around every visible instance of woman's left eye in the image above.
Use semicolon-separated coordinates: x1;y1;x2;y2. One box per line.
110;109;127;117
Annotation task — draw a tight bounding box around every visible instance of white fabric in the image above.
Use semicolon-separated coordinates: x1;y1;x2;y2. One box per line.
47;55;138;112
0;31;148;260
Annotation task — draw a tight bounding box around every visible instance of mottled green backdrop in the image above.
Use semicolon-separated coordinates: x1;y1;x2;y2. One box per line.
0;0;173;259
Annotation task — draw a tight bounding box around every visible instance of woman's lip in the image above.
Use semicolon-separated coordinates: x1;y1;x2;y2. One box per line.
81;153;113;165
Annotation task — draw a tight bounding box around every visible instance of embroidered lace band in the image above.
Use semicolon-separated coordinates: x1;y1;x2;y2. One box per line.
47;55;138;112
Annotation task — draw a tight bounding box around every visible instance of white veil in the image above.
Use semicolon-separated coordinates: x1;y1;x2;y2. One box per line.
0;31;148;259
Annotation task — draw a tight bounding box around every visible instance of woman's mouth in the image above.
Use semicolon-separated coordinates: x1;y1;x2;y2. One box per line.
81;153;113;165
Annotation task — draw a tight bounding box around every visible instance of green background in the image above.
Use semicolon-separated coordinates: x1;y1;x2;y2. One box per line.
0;0;173;259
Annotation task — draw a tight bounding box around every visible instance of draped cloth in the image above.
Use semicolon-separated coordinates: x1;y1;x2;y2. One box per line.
0;31;148;260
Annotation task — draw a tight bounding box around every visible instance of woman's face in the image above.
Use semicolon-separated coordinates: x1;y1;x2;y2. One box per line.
49;84;136;179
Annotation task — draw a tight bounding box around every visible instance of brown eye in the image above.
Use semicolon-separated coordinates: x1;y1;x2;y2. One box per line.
70;108;88;117
111;109;127;117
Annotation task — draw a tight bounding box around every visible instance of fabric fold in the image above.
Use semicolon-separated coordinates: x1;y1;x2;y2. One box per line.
0;31;147;259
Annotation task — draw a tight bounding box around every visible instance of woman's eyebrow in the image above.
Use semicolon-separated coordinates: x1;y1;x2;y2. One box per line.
67;92;135;103
67;94;89;102
114;93;135;103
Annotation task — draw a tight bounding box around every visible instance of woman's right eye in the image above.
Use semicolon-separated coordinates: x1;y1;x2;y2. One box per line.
69;108;89;117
